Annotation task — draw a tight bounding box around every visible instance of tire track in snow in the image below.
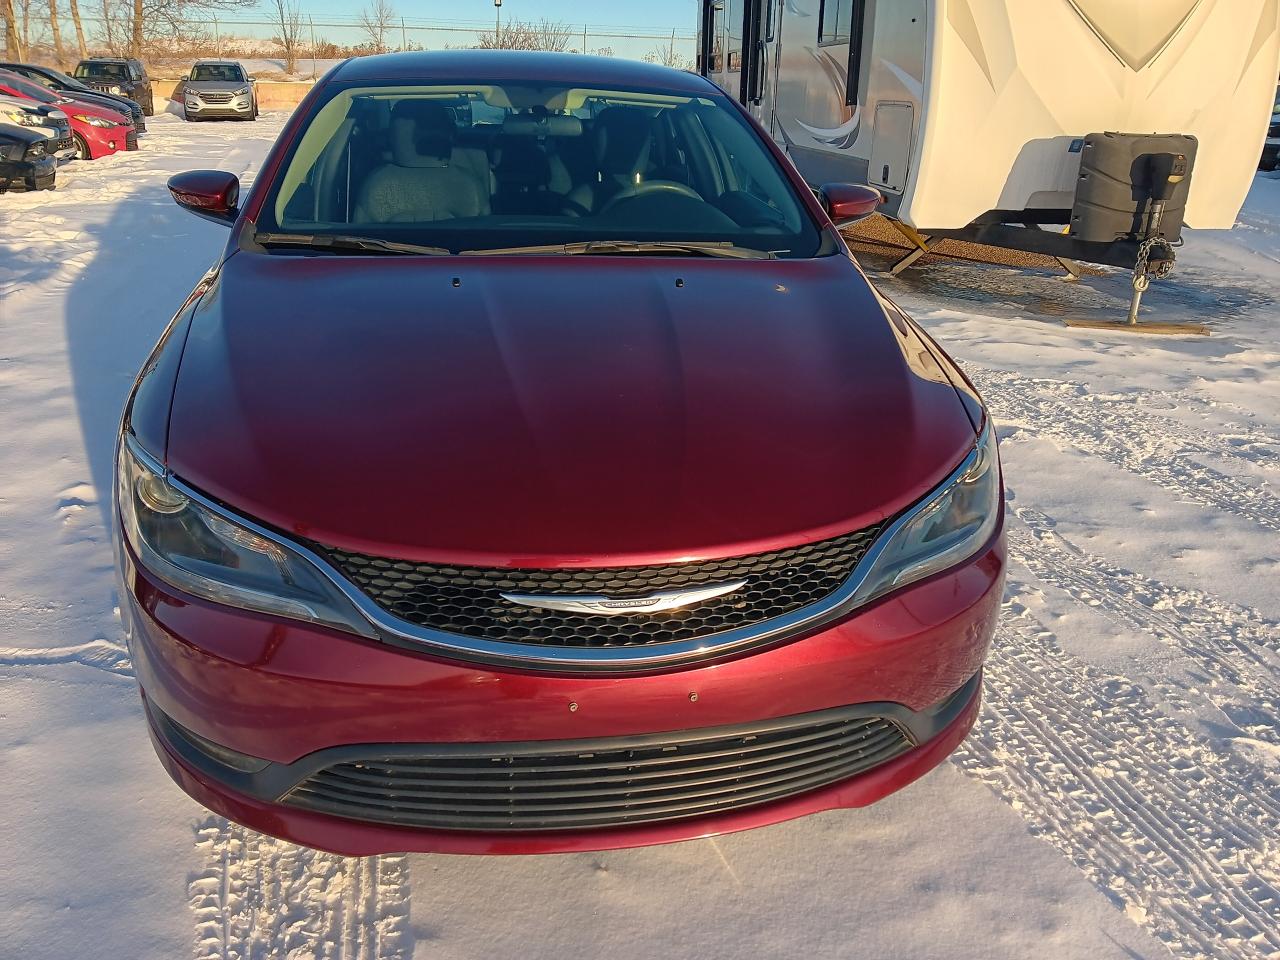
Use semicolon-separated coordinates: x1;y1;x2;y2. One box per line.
1007;509;1280;748
0;638;132;676
189;816;412;960
970;369;1280;531
954;602;1280;960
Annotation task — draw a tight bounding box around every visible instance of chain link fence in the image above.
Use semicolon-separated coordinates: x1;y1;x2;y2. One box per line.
3;8;697;76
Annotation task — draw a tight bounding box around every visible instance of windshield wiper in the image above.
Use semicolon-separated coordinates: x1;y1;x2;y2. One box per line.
254;232;451;256
461;240;777;260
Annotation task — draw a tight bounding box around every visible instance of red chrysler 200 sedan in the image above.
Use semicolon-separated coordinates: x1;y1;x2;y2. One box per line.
117;51;1005;855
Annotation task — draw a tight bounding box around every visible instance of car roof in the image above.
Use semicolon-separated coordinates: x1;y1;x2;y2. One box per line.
332;50;714;96
193;60;243;66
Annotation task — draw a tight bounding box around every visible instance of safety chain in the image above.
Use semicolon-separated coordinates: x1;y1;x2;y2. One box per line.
1132;236;1176;292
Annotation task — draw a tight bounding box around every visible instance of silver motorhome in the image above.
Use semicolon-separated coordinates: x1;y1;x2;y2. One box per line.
698;0;1280;274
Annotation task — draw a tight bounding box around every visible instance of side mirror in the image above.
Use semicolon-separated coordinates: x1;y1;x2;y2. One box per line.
818;182;883;225
168;169;240;226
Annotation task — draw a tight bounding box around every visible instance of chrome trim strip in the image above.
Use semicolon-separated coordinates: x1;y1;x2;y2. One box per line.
133;425;989;671
500;579;748;616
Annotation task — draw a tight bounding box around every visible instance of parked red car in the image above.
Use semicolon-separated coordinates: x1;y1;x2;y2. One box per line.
0;68;135;158
119;51;1004;855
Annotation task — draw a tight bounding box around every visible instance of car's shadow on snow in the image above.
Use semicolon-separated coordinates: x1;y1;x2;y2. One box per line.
63;183;230;529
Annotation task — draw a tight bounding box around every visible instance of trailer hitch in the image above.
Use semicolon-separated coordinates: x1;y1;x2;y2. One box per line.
1068;151;1208;335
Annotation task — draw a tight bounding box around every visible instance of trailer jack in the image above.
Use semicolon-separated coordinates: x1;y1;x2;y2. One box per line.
1065;152;1209;335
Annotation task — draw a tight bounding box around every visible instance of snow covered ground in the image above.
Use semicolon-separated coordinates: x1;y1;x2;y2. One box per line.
1;115;1278;960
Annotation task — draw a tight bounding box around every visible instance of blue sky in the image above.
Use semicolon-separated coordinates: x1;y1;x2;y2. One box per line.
286;0;695;31
239;0;698;59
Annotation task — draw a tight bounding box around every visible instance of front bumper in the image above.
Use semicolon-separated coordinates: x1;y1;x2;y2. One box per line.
122;520;1003;854
185;96;254;118
1262;138;1280;169
0;155;56;191
78;123;132;158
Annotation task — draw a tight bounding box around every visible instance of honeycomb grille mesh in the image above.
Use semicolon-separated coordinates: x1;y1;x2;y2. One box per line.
315;523;885;648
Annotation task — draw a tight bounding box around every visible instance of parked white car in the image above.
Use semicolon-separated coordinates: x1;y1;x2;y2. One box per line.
182;60;257;122
0;93;75;162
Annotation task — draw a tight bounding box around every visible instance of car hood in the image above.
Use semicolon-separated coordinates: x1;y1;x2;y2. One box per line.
64;97;128;122
166;252;977;566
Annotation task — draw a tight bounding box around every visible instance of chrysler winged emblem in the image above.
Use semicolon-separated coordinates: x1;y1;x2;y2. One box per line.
501;579;747;616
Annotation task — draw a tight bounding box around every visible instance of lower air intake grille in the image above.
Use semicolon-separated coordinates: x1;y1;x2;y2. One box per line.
284;710;913;832
315;523;885;648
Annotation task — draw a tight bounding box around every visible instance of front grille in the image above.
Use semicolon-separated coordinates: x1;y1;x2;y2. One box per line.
318;523;885;648
200;91;234;104
284;710;913;831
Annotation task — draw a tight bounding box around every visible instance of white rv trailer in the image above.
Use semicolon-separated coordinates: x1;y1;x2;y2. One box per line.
698;0;1280;272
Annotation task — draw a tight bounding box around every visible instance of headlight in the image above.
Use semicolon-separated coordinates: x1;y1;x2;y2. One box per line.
235;86;251;96
849;418;1001;606
4;110;40;126
109;84;123;94
75;113;118;128
117;437;374;636
25;140;45;158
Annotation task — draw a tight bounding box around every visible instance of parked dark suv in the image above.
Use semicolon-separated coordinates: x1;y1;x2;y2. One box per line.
1;61;146;131
0;125;55;191
73;57;153;116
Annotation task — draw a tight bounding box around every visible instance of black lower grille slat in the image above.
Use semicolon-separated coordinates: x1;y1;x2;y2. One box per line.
323;724;895;795
358;717;879;778
291;749;905;830
314;522;884;649
284;711;913;832
309;729;906;807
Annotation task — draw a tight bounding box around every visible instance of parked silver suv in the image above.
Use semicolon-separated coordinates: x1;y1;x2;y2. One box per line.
182;61;257;122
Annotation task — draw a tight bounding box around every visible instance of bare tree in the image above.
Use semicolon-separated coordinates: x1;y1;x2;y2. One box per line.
47;0;65;63
532;18;570;52
478;18;571;52
2;0;23;58
99;0;114;52
643;30;694;71
98;0;250;56
269;0;302;74
358;0;394;54
67;0;86;57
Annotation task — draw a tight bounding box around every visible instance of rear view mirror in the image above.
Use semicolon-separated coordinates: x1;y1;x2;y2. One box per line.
818;183;883;225
168;169;240;226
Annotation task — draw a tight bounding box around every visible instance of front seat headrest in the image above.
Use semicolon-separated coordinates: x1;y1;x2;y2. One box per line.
391;99;455;168
594;106;653;178
495;137;552;188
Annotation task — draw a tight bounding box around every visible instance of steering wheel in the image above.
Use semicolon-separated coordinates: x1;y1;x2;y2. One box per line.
600;180;703;214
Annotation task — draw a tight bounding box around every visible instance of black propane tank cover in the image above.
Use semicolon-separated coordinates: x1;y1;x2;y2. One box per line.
1070;132;1198;244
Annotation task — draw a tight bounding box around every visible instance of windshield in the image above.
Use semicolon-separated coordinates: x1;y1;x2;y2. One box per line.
50;68;91;91
191;64;245;83
75;62;128;80
0;72;60;104
261;80;824;257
